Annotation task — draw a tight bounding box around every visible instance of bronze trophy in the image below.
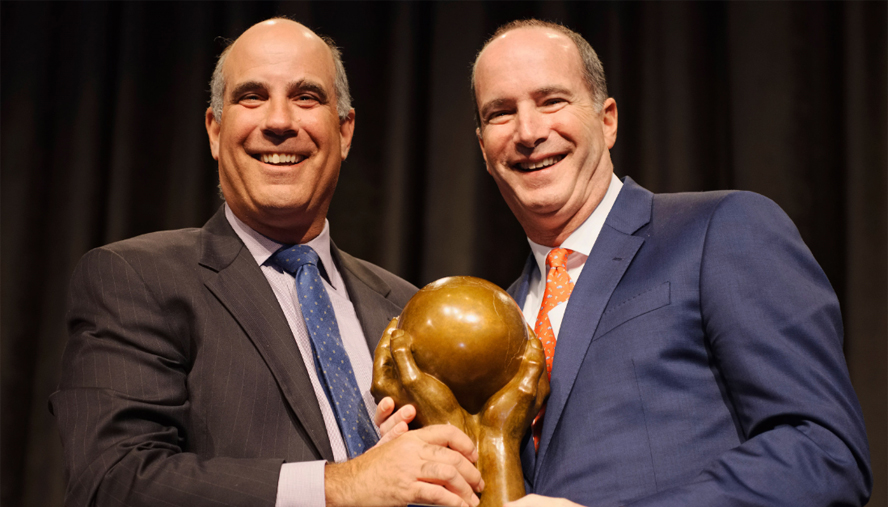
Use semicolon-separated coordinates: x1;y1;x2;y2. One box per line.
372;276;550;507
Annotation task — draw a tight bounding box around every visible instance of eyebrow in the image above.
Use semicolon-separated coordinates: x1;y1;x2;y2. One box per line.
229;81;265;102
228;79;330;104
479;86;574;120
479;98;511;121
290;79;329;104
534;85;573;98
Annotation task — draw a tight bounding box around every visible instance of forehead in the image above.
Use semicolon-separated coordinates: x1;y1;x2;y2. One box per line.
475;27;585;98
224;23;335;90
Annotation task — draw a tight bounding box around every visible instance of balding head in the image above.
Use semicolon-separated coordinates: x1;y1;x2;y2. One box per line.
472;19;618;246
210;18;352;122
471;20;607;129
203;16;357;244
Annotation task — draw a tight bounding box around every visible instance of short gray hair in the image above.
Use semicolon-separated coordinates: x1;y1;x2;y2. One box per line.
209;26;352;123
471;19;608;128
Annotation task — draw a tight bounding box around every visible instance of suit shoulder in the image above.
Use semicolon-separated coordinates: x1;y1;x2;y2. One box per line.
86;227;203;262
652;189;790;229
655;188;782;211
74;228;205;285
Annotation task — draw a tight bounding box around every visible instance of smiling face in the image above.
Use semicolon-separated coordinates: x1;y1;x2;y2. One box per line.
205;19;354;244
474;27;617;246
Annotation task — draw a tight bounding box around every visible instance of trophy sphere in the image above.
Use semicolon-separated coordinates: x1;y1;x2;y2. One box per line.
397;276;528;414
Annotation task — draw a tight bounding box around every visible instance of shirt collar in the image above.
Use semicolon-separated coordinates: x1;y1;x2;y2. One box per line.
528;172;623;276
224;204;343;290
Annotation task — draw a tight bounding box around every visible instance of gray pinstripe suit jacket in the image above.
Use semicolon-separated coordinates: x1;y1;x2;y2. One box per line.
50;207;418;506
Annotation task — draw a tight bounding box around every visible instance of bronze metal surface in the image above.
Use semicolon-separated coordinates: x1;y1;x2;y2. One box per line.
397;276;528;414
372;276;550;507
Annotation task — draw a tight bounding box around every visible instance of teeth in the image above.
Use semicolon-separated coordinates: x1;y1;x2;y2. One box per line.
260;153;301;165
518;155;562;171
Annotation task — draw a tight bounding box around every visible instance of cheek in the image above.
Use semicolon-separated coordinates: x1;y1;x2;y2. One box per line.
482;135;510;163
219;114;259;148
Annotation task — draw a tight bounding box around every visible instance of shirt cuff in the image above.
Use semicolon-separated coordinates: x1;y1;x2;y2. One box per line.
275;460;327;507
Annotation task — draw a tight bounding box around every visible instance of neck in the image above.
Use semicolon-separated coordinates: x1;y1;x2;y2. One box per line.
232;207;327;245
523;212;589;247
521;172;612;248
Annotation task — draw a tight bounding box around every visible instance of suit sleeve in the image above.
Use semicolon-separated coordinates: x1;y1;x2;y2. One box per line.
627;192;871;506
50;246;283;506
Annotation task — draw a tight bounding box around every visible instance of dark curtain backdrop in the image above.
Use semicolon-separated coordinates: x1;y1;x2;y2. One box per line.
2;2;885;506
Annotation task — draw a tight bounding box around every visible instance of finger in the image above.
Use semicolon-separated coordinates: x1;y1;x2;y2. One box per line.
517;337;546;395
390;330;423;384
419;446;483;500
415;425;479;465
504;495;530;507
506;494;582;507
375;420;409;447
536;373;550;412
382;317;399;340
409;480;476;507
371;326;393;377
525;325;546;355
372;318;397;370
374;396;396;427
504;494;537;507
379;403;416;434
371;321;400;401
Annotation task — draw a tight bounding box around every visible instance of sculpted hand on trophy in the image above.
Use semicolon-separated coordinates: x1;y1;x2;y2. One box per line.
372;277;550;507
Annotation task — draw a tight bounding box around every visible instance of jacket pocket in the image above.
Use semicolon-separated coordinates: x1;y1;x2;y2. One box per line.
594;282;671;341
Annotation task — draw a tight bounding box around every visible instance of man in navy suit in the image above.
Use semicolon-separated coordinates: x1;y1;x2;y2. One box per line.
470;19;872;506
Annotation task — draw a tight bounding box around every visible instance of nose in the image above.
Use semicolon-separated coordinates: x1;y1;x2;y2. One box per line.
262;96;297;138
514;106;547;148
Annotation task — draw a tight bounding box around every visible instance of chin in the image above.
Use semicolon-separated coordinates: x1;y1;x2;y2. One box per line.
516;193;569;215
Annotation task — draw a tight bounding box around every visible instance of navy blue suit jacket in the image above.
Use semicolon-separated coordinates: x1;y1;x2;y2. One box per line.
508;177;871;506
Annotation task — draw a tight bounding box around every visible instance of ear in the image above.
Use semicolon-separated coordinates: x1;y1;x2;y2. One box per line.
339;109;356;160
205;107;220;160
600;98;618;149
476;127;491;174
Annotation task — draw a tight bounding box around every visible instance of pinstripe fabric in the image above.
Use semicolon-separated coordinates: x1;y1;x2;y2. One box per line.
50;207;417;507
227;207;378;465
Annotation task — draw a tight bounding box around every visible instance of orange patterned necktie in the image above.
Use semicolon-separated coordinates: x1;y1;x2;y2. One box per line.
532;247;575;450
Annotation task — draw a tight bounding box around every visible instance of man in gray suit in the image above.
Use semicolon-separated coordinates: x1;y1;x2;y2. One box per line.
51;18;483;507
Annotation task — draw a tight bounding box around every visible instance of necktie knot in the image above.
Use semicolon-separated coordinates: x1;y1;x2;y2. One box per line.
546;248;571;270
272;244;319;275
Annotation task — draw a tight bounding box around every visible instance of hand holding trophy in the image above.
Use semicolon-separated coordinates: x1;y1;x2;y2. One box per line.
372;277;550;507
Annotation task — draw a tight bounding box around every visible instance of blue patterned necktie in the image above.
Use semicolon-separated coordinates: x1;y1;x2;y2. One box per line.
271;244;378;458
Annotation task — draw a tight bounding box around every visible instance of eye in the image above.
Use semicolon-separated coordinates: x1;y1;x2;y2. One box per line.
486;110;514;124
295;94;321;105
238;93;264;105
542;97;566;107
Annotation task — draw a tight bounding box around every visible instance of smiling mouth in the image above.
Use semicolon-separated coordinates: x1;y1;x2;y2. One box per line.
253;153;306;165
514;155;565;172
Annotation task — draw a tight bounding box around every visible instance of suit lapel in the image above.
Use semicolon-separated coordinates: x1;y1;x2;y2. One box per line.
332;244;404;352
531;178;653;482
198;209;334;461
508;255;536;308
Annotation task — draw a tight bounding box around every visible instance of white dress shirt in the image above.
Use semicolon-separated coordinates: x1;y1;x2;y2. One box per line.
225;205;377;507
522;173;623;337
